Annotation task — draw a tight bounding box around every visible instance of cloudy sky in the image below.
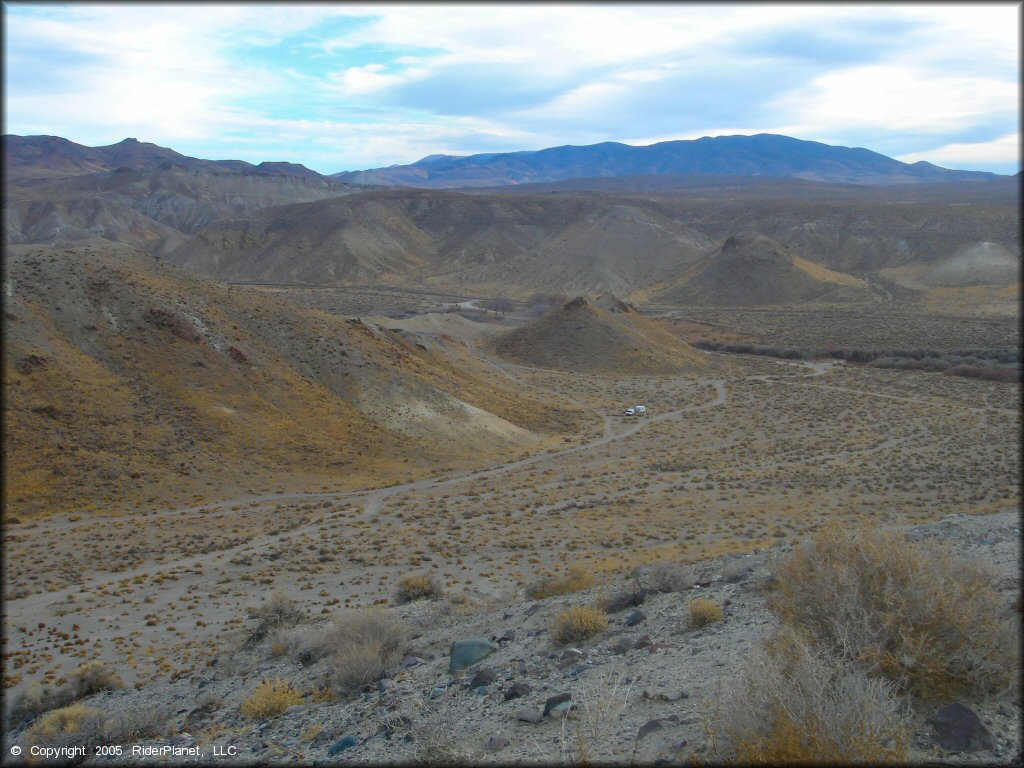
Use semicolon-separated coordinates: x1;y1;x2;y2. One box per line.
3;3;1019;174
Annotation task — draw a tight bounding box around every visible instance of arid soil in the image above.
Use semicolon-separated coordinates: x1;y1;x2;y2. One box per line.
4;306;1018;711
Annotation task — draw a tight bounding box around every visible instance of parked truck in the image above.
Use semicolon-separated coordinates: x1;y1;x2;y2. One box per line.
624;405;647;416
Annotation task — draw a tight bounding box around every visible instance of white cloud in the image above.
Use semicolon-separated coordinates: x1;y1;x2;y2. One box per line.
772;64;1018;134
3;4;1019;171
896;133;1021;169
329;64;411;96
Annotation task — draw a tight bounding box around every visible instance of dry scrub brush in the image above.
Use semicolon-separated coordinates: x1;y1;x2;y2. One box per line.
552;606;609;645
568;672;636;764
7;661;123;727
527;565;598;599
240;678;304;720
717;627;910;763
326;608;409;694
246;592;306;643
771;523;1018;701
633;561;696;593
22;703;107;754
394;573;443;604
688;598;724;628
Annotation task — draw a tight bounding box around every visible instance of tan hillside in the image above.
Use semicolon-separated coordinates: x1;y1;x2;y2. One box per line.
644;232;875;306
2;245;585;519
165;190;712;296
492;294;707;373
3;165;354;255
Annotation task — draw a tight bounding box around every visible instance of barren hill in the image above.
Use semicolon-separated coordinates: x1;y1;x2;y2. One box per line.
643;232;875;306
3;136;360;253
492;295;707;373
165;190;712;296
2;245;584;519
165;185;1020;306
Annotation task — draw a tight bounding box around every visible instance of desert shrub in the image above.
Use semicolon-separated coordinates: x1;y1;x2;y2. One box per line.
569;672;635;764
772;523;1018;701
717;627;909;763
7;683;76;727
552;606;609;645
7;662;122;727
266;625;324;666
240;678;303;720
688;597;724;627
600;588;647;614
101;701;173;743
526;566;598;600
25;703;106;753
246;592;306;643
411;701;476;765
325;608;408;693
394;573;443;604
945;364;1021;383
645;562;696;592
68;661;124;698
719;558;753;583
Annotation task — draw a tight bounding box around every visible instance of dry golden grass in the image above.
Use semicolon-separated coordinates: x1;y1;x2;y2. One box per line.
527;566;599;600
771;523;1018;701
240;678;303;720
552;606;609;645
26;702;105;743
688;598;724;627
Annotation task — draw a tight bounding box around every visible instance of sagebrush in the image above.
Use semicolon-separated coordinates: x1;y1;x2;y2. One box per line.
552;605;609;645
326;608;408;693
395;573;443;604
771;523;1018;700
717;627;910;763
246;592;306;643
240;678;303;719
527;566;598;600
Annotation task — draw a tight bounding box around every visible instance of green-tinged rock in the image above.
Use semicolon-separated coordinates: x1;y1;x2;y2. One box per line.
449;637;497;673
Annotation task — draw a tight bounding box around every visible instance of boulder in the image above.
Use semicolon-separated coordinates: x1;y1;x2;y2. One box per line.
450;638;497;673
504;681;532;701
327;735;359;756
516;708;543;724
544;692;573;717
928;702;994;752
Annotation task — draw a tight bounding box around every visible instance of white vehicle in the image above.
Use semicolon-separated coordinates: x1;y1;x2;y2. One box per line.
624;407;635;416
634;405;647;415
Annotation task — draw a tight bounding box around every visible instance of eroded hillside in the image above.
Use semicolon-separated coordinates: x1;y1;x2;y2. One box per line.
2;245;585;519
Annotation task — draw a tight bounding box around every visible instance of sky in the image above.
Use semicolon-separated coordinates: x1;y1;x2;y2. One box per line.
3;3;1020;175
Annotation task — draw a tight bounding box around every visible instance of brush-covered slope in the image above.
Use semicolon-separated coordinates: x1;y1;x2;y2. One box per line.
492;295;707;373
645;233;874;306
2;245;584;519
333;133;1001;188
166;190;711;296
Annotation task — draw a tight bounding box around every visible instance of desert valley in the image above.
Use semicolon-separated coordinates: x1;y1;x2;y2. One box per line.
2;131;1020;765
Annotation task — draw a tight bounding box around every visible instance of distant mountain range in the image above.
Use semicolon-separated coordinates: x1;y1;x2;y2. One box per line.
3;135;357;253
3;133;1018;308
331;133;1004;188
2;135;325;181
